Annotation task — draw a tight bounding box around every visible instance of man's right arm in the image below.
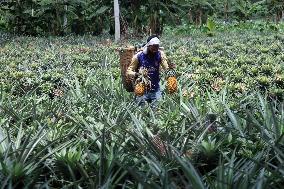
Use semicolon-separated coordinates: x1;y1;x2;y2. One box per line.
127;55;139;77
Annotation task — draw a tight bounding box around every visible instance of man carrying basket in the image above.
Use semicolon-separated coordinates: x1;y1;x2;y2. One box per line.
127;35;177;109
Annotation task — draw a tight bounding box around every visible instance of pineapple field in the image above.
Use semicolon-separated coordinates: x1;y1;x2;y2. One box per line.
1;25;284;188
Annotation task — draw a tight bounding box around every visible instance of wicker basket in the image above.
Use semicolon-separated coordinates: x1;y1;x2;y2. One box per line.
118;46;136;92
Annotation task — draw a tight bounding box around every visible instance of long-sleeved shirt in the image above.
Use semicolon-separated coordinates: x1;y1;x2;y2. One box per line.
127;50;169;77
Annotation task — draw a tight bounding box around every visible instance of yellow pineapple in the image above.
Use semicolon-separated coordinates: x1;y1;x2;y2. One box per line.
166;69;177;94
134;67;151;96
134;82;145;96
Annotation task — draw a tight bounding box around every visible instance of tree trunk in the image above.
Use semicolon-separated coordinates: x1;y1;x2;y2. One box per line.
196;9;202;26
16;1;22;34
149;12;162;35
188;9;193;23
55;7;61;35
150;14;156;35
277;14;279;23
114;0;120;42
276;11;281;23
63;5;67;33
224;0;228;22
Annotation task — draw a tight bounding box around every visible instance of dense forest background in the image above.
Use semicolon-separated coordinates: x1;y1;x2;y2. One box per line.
0;0;283;36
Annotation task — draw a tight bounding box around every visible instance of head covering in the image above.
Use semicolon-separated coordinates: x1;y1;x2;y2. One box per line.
147;35;159;42
146;37;160;46
143;35;160;54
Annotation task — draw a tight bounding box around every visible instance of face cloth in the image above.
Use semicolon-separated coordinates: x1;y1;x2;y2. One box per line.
143;37;160;54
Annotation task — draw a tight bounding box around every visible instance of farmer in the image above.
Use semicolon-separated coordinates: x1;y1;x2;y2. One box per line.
127;35;172;109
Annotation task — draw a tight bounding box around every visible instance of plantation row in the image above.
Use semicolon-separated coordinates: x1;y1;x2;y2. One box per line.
0;28;284;188
166;31;284;107
1;29;284;105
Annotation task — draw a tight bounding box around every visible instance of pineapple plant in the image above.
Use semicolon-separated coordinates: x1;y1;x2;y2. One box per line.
134;67;151;96
166;69;178;94
256;75;270;88
195;137;220;174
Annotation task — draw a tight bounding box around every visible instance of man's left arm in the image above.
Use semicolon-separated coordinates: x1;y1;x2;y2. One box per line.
160;51;169;70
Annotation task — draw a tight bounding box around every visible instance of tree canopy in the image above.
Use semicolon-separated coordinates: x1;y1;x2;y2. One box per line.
0;0;283;36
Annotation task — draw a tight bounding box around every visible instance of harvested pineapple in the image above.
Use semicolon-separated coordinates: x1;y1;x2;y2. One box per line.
166;69;177;94
134;82;145;96
134;67;151;96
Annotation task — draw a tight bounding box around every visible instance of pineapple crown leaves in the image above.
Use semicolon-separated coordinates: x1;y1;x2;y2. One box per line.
136;67;151;87
166;69;176;79
138;67;149;76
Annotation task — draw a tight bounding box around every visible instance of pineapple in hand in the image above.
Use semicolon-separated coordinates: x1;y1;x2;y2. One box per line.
134;67;151;96
166;69;178;94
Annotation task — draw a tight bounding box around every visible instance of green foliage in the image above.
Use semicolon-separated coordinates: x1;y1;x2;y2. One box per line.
0;0;283;36
205;16;217;36
0;27;284;187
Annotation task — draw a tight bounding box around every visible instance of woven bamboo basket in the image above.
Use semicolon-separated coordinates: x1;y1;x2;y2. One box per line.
118;46;136;92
